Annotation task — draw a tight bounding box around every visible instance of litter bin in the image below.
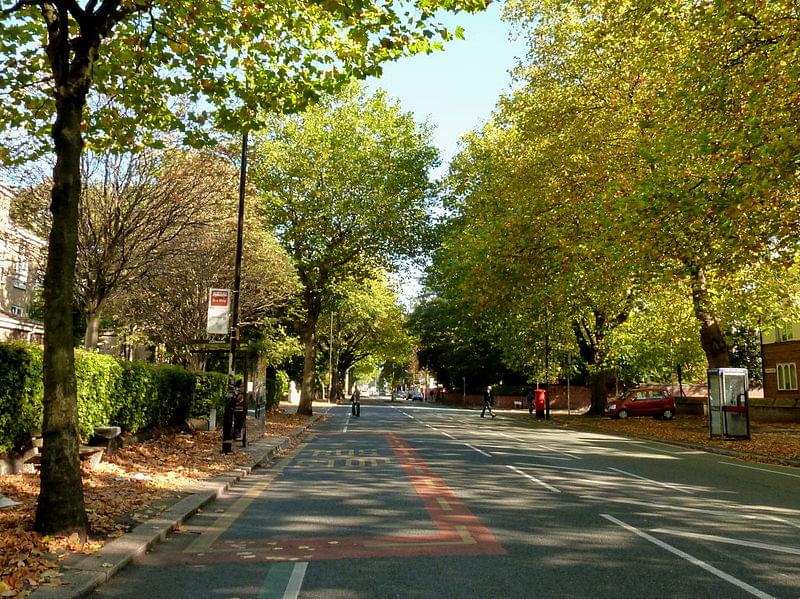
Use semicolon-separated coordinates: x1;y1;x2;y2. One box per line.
535;389;547;419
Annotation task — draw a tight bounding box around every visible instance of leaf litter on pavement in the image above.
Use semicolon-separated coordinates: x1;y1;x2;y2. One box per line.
0;410;312;597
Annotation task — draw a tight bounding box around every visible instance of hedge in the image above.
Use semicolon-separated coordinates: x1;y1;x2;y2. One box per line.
0;342;228;453
263;370;289;411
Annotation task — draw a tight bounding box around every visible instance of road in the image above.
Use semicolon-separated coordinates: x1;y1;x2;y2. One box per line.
92;402;800;598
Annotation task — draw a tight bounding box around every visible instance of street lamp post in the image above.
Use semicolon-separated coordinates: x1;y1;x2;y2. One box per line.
222;128;248;454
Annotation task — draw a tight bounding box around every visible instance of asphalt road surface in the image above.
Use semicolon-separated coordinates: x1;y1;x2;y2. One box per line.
92;403;800;598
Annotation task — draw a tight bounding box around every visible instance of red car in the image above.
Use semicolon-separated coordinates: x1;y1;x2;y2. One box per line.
606;387;675;420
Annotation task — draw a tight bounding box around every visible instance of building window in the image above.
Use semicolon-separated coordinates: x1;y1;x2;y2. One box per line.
12;256;29;289
10;305;24;317
777;363;798;391
777;325;794;342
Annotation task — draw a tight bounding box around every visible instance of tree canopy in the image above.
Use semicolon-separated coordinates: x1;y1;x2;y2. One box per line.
252;84;438;414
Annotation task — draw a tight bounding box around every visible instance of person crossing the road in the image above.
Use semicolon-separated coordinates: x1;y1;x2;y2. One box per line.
351;386;361;417
481;385;496;418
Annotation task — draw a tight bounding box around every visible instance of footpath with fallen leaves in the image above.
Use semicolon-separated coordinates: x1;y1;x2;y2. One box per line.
552;414;800;463
0;409;312;598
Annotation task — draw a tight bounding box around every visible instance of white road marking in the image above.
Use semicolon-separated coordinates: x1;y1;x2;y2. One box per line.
608;467;695;495
517;462;615;475
463;443;492;457
720;461;800;479
441;431;455;439
343;412;350;433
651;528;800;556
283;562;308;599
601;514;776;599
497;432;581;460
507;465;561;494
581;495;800;530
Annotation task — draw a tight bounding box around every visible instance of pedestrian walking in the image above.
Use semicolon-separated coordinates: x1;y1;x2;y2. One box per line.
351;386;361;417
481;385;496;418
232;380;246;441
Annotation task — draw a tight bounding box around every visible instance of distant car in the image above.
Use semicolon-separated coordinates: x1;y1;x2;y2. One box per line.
411;391;424;401
393;390;408;401
606;387;675;420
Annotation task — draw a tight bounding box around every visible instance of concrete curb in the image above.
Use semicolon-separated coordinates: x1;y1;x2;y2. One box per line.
551;419;800;469
29;414;322;599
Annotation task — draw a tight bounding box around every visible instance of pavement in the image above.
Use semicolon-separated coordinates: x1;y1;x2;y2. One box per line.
29;414;322;599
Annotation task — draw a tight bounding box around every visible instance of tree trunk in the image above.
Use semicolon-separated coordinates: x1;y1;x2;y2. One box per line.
297;317;317;415
572;319;609;416
588;368;610;415
689;264;730;368
83;307;101;350
35;92;89;536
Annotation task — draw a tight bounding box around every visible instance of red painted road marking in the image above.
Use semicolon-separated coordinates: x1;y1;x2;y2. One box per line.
186;432;505;563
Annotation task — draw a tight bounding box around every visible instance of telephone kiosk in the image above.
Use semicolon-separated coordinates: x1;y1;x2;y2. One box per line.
707;367;751;440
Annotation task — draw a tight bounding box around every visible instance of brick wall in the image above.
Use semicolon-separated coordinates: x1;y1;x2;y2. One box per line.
763;340;800;406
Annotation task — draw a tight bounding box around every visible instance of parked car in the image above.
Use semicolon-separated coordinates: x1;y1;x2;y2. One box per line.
410;391;424;401
606;387;675;420
394;390;408;401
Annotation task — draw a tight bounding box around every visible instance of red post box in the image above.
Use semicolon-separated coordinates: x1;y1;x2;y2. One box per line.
535;389;547;419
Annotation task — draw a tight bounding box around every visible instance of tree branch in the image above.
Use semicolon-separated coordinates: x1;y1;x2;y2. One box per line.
3;0;40;15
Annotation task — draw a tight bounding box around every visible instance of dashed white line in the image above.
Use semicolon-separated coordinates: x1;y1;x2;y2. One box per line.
343;412;350;433
601;514;776;599
581;495;800;530
283;561;308;599
719;461;800;479
650;528;800;556
507;465;561;493
463;443;492;457
608;467;694;495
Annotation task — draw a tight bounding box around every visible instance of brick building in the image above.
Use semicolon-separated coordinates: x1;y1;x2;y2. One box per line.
0;180;45;342
761;324;800;407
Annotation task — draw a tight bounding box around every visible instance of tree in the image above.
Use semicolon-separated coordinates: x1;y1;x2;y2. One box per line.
14;150;236;349
427;0;800;416
1;0;485;536
253;85;438;415
319;273;413;401
504;0;800;367
108;196;300;368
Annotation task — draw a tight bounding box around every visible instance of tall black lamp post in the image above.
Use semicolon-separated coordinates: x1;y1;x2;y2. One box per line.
222;128;248;454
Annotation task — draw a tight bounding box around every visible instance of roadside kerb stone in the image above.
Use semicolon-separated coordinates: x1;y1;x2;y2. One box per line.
29;414;321;599
551;419;800;469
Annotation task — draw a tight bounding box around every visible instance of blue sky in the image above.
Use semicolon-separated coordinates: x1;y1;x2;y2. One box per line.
368;2;525;304
368;2;524;170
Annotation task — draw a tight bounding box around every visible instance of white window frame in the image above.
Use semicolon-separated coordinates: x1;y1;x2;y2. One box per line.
12;255;28;289
10;305;24;316
777;363;798;391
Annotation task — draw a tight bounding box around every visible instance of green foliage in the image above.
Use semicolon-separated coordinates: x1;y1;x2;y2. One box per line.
0;342;44;453
264;371;290;410
0;342;228;453
194;372;229;419
422;0;800;389
75;352;122;440
253;84;441;410
0;0;489;162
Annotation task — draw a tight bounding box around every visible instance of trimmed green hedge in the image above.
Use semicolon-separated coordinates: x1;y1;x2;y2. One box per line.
0;342;44;453
0;342;228;453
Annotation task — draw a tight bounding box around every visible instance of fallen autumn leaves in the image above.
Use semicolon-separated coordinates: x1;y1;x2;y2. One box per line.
0;410;312;597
